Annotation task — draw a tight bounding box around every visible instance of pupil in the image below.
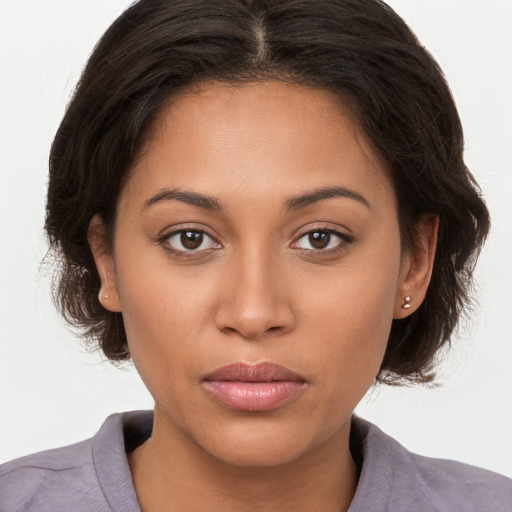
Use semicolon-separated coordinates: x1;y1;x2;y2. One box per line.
181;231;203;249
309;231;330;249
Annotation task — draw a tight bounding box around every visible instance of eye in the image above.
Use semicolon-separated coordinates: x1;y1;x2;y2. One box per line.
163;229;221;253
293;229;352;252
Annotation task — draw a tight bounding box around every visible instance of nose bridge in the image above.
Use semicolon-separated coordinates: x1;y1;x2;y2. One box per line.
215;242;294;340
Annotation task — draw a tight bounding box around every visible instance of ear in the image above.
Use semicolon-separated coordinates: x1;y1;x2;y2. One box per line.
87;215;122;312
393;215;439;319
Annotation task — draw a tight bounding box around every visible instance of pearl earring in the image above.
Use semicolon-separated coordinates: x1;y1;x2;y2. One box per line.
401;296;412;310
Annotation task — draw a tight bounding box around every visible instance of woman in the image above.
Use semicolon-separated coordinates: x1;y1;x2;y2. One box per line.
1;0;511;510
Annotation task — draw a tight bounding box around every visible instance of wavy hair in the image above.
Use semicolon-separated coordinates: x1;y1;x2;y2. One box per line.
46;0;490;383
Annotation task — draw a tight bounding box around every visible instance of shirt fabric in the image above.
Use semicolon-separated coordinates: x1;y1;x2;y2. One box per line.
1;410;511;511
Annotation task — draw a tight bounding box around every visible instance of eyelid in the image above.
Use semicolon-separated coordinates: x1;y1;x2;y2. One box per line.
291;224;354;253
156;224;222;257
293;222;353;240
156;222;217;240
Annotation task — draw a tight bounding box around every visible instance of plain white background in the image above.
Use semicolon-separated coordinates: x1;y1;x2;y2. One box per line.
1;0;511;477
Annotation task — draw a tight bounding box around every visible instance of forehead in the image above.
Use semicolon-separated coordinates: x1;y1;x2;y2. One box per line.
124;80;394;209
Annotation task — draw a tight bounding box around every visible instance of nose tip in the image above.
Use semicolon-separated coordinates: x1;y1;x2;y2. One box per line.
214;263;295;341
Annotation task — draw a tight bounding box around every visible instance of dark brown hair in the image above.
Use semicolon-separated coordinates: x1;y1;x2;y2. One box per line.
46;0;490;384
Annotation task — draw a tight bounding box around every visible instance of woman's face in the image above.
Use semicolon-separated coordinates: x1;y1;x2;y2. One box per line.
93;81;426;467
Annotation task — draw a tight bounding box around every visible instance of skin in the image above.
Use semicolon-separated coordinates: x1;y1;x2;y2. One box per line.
89;81;437;512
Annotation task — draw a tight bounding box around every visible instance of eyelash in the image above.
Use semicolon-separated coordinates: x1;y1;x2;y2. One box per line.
157;225;221;259
157;225;353;258
291;227;354;255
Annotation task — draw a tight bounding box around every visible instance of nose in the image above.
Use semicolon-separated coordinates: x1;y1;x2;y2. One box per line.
214;249;296;341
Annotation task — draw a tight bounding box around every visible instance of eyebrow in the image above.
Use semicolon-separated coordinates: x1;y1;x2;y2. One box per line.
142;185;370;213
284;186;370;211
142;188;223;212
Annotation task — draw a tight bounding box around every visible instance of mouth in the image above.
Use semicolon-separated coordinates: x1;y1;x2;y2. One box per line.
202;362;306;412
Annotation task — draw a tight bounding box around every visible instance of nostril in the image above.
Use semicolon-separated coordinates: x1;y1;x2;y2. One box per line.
213;285;296;340
220;324;285;341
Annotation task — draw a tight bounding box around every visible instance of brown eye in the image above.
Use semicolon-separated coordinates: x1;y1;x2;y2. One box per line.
308;231;331;249
164;229;220;253
181;231;203;249
294;229;351;252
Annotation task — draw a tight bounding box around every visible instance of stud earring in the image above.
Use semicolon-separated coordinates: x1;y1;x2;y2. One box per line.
104;293;109;299
401;296;412;310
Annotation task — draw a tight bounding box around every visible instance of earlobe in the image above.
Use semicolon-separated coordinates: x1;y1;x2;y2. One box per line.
87;215;122;313
394;215;439;319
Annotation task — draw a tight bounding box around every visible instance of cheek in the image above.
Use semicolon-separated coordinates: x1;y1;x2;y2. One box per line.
118;277;207;420
304;283;393;373
297;243;401;386
114;251;222;379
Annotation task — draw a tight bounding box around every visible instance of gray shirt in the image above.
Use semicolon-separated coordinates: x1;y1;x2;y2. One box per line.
1;411;511;511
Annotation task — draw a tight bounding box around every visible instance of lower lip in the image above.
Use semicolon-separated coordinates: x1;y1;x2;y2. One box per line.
203;381;305;411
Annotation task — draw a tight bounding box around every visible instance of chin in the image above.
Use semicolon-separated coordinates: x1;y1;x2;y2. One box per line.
208;439;306;468
192;417;330;469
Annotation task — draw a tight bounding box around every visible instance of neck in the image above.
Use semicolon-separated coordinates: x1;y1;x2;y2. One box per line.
129;408;358;512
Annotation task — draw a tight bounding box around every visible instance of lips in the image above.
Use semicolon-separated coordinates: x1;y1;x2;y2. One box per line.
202;362;306;411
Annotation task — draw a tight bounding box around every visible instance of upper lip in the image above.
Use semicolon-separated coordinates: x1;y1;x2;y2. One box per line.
204;362;306;383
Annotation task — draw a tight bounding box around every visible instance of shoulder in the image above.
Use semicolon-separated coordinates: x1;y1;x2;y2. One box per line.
406;449;512;511
0;438;103;512
0;411;149;512
350;417;512;512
